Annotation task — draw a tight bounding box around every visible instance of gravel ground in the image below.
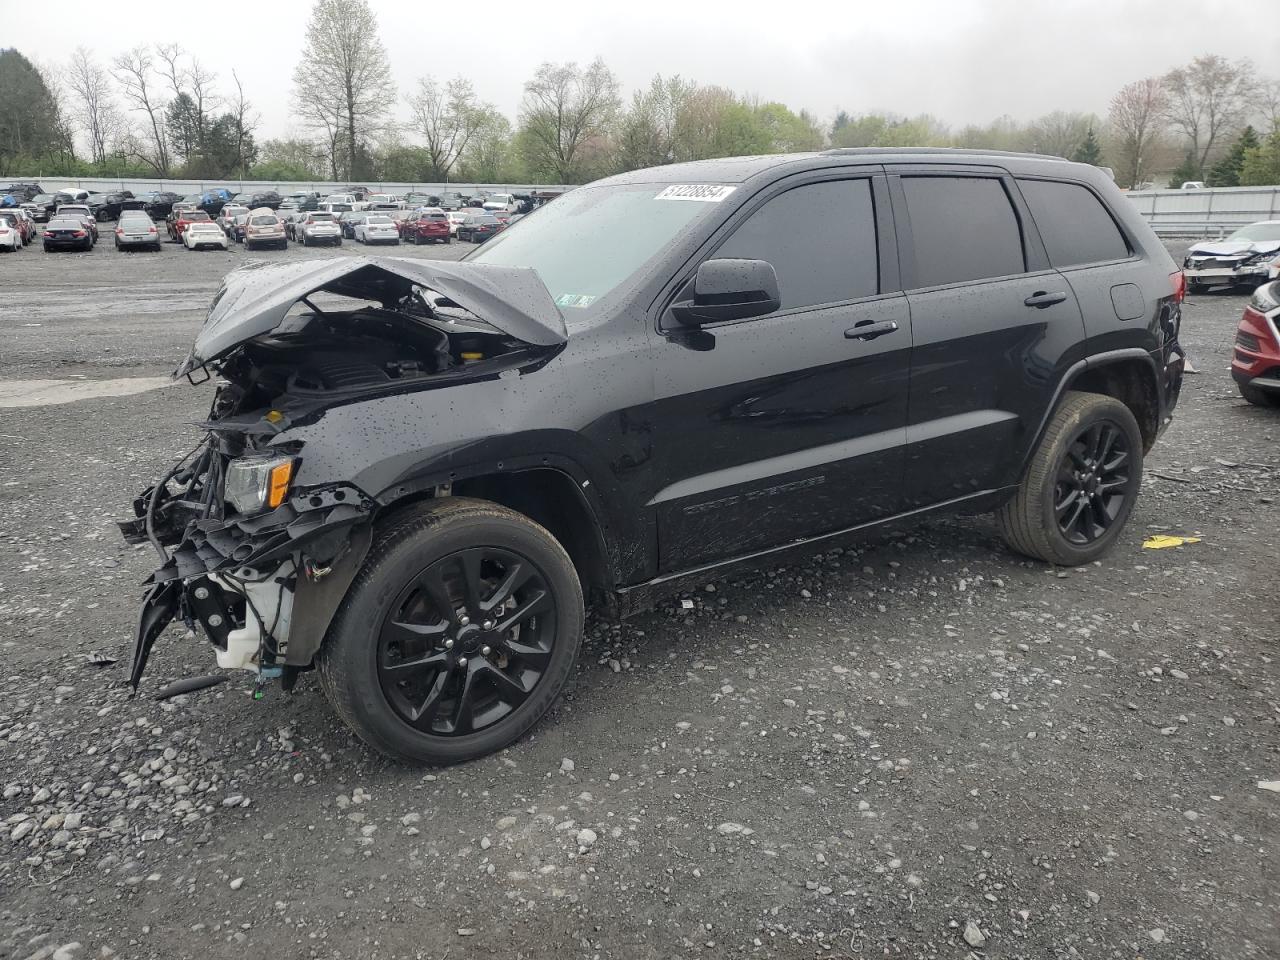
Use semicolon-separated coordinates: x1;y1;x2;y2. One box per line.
0;230;1276;960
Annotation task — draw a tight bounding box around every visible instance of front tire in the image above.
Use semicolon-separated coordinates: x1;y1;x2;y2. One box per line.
318;498;584;765
995;391;1143;566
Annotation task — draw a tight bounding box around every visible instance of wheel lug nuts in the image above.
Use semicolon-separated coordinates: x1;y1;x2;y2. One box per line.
457;656;468;668
444;639;454;649
481;645;491;656
483;620;494;630
458;615;470;626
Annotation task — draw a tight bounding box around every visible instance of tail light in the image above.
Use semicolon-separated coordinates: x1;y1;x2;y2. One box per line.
116;228;124;235
73;230;85;237
1170;271;1186;304
148;226;156;234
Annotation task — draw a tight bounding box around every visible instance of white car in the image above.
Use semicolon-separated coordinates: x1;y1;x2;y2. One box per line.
183;221;230;250
446;210;469;236
243;209;287;250
1184;221;1280;291
300;212;342;247
353;215;400;245
481;192;517;214
0;217;21;250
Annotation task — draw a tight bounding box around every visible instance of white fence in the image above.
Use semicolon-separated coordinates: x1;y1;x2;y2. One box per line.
1124;186;1280;237
9;176;575;197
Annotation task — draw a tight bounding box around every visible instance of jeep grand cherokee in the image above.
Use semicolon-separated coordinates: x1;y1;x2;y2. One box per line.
120;148;1185;764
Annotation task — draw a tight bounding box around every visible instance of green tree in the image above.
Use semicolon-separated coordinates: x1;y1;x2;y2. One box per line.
518;59;620;182
1208;126;1259;186
292;0;395;180
0;48;72;171
1168;151;1199;188
1240;130;1280;186
1072;127;1103;165
457;108;516;182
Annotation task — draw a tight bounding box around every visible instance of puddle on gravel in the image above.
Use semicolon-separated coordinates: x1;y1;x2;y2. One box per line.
0;377;175;408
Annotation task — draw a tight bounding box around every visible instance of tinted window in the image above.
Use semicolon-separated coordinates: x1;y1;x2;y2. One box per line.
1017;179;1129;267
901;177;1025;287
714;179;878;310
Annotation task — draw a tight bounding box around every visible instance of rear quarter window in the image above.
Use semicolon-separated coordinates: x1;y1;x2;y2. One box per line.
1016;178;1130;267
901;176;1025;287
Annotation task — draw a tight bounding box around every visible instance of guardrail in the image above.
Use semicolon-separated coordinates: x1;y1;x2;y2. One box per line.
2;176;577;197
1125;185;1280;238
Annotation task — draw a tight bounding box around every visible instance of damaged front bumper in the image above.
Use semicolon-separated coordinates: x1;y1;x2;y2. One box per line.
120;463;374;690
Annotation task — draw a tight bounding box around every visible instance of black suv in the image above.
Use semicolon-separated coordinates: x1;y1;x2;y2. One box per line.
121;149;1184;764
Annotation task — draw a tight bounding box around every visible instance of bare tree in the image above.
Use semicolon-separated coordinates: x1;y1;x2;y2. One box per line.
292;0;395;180
409;76;485;180
1262;80;1280;136
66;47;120;165
1162;55;1258;179
225;70;258;177
1028;111;1098;158
1109;78;1168;189
111;46;170;174
519;59;621;182
156;43;220;162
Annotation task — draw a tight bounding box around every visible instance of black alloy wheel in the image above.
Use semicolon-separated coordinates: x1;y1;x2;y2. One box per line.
1053;420;1132;545
319;498;583;764
376;546;556;736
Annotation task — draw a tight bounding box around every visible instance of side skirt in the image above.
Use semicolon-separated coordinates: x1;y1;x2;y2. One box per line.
612;486;1015;615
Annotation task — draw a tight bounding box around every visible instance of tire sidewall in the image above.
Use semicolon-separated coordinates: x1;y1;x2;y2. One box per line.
326;509;583;764
1031;398;1143;564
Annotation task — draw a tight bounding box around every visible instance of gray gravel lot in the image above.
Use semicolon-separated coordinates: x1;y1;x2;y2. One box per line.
0;231;1276;960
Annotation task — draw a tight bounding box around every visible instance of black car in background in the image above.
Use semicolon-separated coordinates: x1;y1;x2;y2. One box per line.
88;190;138;221
244;190;282;210
2;182;44;201
25;193;58;221
42;216;93;251
456;212;501;242
122;148;1185;766
141;191;184;218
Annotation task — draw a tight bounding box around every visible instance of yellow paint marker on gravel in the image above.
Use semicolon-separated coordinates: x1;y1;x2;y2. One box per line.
1142;534;1203;549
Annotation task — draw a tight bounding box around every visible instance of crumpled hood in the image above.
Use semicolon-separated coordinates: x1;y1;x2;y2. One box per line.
178;257;567;376
1188;239;1280;257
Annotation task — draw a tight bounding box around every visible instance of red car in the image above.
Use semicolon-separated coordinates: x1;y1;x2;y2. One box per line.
1232;280;1280;407
399;209;451;245
168;209;212;242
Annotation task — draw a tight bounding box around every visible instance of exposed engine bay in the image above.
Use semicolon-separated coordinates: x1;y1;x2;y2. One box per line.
119;257;567;692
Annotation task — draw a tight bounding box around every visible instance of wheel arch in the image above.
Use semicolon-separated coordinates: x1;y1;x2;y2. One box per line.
1028;350;1161;472
373;464;619;605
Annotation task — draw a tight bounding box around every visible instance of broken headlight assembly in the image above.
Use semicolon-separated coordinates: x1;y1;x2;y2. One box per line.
224;454;297;514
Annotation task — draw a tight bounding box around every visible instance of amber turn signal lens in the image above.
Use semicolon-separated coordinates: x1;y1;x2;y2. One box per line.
267;461;295;508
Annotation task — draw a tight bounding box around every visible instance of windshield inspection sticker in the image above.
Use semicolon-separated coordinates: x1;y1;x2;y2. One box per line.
555;294;596;308
655;184;736;202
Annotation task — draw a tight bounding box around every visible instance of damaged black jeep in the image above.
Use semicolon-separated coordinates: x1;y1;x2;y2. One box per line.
123;150;1184;763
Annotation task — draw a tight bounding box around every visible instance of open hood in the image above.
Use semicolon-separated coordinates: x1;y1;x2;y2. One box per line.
1188;239;1280;257
178;257;567;376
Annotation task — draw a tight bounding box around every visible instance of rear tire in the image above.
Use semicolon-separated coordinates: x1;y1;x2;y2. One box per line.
1240;383;1280;408
319;498;584;765
995;390;1143;566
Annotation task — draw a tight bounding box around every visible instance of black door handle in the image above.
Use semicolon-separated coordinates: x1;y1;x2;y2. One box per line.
1024;291;1068;309
844;319;899;341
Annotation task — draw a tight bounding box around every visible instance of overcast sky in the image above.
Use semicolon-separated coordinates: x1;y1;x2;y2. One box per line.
6;0;1275;139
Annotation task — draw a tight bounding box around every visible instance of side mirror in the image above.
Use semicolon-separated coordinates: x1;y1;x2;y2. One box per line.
669;258;781;326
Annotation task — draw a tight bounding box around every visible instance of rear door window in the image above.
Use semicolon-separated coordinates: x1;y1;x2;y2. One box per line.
900;176;1025;287
1016;178;1130;267
713;178;879;311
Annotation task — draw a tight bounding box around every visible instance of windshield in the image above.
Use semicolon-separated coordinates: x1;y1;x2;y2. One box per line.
250;215;277;225
1228;223;1280;243
468;182;724;309
366;216;393;224
309;213;335;222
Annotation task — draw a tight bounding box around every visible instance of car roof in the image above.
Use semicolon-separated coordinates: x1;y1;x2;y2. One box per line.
594;148;1083;188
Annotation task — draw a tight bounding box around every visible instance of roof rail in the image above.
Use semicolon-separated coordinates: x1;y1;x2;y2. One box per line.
820;147;1067;161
